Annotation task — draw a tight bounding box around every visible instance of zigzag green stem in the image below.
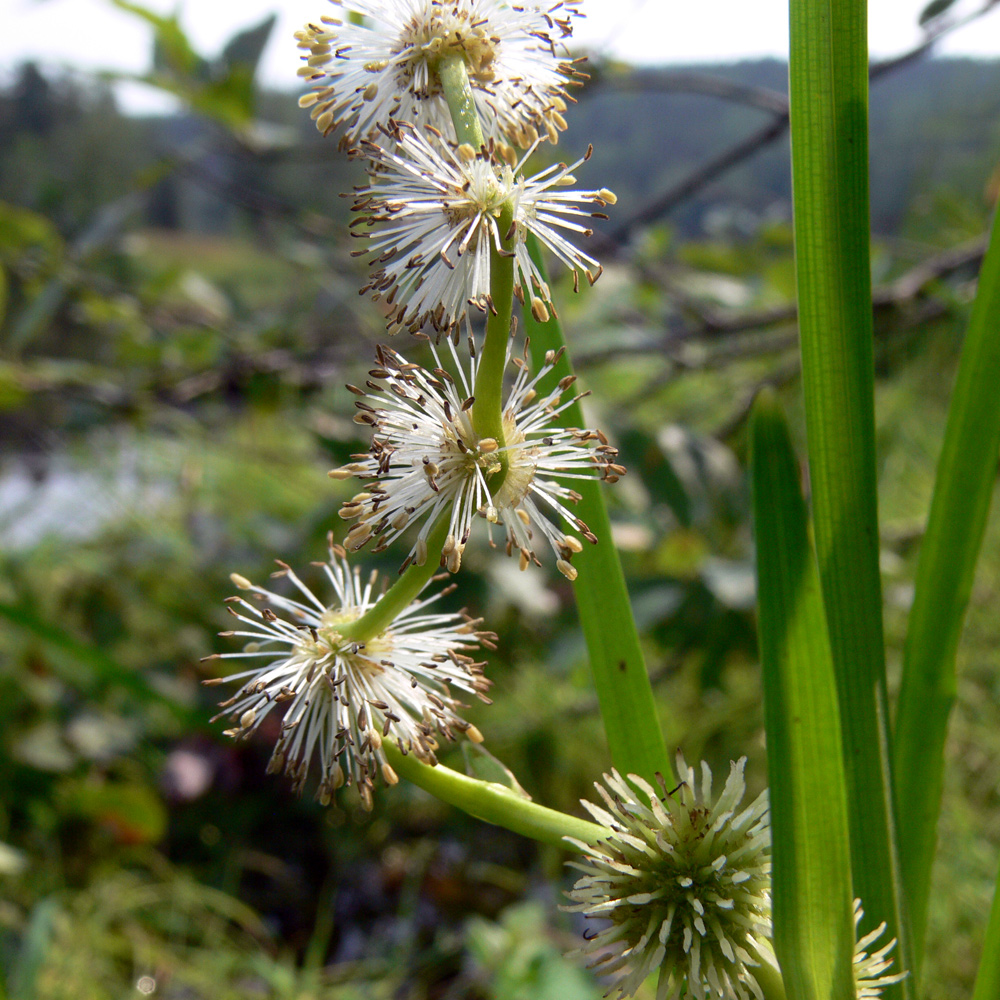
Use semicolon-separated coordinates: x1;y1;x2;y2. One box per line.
338;519;451;644
471;200;515;488
383;741;605;849
437;51;512;486
436;54;485;149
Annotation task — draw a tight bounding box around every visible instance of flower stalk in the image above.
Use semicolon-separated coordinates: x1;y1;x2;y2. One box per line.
472;198;516;482
437;50;514;483
436;53;486;149
383;740;605;849
337;518;451;643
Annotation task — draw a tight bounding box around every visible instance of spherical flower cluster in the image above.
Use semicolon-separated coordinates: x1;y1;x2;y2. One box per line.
564;758;775;1000
853;900;907;998
351;123;614;337
204;538;494;809
330;338;623;579
296;0;583;148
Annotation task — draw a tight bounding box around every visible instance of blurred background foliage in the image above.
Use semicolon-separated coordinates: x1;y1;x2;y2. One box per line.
1;3;999;998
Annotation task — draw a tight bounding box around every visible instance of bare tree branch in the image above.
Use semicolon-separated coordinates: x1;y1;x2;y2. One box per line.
588;67;789;115
594;0;999;252
592;113;791;253
576;233;988;366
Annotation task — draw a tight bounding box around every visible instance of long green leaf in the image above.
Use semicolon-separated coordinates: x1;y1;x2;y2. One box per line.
750;390;855;1000
972;858;1000;1000
522;234;670;786
894;204;1000;966
788;0;909;987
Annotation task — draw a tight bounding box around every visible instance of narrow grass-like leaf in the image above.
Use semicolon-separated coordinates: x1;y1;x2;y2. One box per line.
788;0;909;986
522;233;671;786
971;861;1000;1000
894;204;1000;966
750;390;855;1000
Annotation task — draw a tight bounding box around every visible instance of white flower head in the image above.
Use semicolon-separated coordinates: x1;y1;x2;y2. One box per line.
330;337;624;579
564;757;775;1000
296;0;584;148
204;537;494;810
853;900;907;998
351;122;615;337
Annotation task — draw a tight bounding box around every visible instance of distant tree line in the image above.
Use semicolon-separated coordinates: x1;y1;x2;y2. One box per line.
3;57;1000;241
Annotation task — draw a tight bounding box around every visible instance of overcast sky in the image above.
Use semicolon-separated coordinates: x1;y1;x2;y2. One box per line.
2;0;999;111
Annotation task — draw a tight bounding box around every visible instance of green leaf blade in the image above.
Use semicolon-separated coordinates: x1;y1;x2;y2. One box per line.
523;235;671;786
894;203;1000;966
972;862;1000;1000
750;390;855;1000
788;0;909;988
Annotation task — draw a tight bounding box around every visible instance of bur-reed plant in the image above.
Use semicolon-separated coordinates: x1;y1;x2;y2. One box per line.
205;0;1000;995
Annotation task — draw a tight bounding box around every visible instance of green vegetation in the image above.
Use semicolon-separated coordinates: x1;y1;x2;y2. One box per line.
1;10;999;998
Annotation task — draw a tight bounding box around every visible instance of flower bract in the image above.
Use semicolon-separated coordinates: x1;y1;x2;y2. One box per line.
564;757;775;1000
296;0;583;147
204;538;493;809
351;123;614;337
330;338;623;579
